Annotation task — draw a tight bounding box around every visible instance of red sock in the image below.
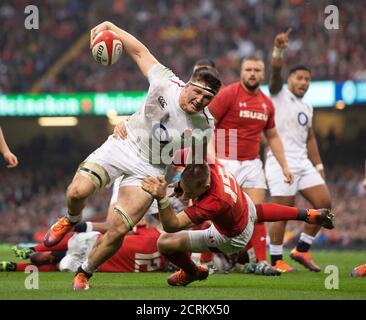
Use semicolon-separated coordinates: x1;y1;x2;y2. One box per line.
200;252;213;263
15;263;58;272
165;252;197;274
255;203;299;222
34;233;74;252
250;222;267;261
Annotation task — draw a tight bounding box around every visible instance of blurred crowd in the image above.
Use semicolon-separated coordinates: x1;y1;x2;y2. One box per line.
0;133;365;247
0;135;111;243
1;0;366;94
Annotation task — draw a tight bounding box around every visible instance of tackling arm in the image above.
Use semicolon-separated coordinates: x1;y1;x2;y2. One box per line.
141;176;194;232
90;21;159;77
158;208;194;233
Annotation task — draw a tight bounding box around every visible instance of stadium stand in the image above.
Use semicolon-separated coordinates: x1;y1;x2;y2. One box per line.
1;0;366;93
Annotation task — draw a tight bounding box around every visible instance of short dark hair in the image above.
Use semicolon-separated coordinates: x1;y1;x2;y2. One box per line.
181;163;210;190
190;67;221;95
194;58;216;68
242;56;264;64
288;65;311;77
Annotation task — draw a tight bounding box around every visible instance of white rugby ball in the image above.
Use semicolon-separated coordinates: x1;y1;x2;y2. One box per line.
91;30;123;66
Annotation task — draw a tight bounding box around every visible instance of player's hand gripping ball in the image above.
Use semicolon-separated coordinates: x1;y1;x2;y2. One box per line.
91;30;123;65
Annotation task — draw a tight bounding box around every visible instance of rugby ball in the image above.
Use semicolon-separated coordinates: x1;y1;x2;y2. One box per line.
91;30;123;66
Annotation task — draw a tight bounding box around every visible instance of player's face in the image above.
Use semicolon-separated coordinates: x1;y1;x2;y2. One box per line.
240;60;265;91
288;70;311;98
180;179;210;200
182;82;215;114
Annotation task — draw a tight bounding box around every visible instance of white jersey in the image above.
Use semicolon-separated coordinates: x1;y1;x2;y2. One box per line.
125;64;214;166
267;87;313;160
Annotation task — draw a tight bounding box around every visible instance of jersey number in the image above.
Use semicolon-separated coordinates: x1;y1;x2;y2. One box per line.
134;252;161;272
217;164;238;203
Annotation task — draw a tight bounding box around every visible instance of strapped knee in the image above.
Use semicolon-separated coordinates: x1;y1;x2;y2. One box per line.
114;205;135;231
78;161;110;190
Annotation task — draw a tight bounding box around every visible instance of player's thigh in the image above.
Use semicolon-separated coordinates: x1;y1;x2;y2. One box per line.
265;157;299;197
67;172;96;198
116;185;154;226
242;187;266;204
158;231;191;253
300;184;331;208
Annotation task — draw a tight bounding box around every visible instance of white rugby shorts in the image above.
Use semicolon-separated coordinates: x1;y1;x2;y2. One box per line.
59;232;100;272
188;193;257;255
219;158;267;189
85;135;165;188
265;156;325;196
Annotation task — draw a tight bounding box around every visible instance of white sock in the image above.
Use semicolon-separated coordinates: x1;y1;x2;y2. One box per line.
299;232;315;245
269;244;283;256
81;260;95;274
86;221;93;233
67;212;81;224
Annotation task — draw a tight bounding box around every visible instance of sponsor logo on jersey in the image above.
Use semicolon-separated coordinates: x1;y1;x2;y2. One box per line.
239;110;268;121
152;122;170;144
297;111;309;126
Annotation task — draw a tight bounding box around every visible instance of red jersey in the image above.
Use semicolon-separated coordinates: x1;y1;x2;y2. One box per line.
209;82;275;161
99;227;165;272
184;160;249;237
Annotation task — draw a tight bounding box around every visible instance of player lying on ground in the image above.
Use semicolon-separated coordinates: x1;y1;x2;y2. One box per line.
142;160;334;286
1;218;166;273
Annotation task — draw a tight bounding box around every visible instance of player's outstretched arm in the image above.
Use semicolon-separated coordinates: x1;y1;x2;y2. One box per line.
90;21;159;77
0;127;18;168
269;28;291;95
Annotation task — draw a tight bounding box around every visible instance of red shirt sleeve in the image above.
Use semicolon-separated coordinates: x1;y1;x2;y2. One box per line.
208;86;233;124
264;98;276;130
184;195;227;225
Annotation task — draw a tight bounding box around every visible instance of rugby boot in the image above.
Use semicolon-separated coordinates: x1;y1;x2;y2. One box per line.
290;248;321;272
167;265;208;287
44;216;76;247
272;259;298;273
305;209;334;229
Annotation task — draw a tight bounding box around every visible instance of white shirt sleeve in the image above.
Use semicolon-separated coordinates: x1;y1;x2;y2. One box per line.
147;63;176;85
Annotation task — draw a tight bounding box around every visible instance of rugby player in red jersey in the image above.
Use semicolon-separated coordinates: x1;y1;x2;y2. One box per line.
208;56;294;268
142;160;333;286
3;218;165;273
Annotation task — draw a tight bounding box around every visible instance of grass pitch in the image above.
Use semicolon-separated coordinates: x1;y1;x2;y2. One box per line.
0;244;365;300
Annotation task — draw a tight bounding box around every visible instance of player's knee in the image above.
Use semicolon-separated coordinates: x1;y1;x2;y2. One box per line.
67;183;91;202
157;233;172;254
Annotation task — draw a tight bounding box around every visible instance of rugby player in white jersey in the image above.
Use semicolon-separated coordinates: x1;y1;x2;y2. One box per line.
265;30;332;272
43;21;221;290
